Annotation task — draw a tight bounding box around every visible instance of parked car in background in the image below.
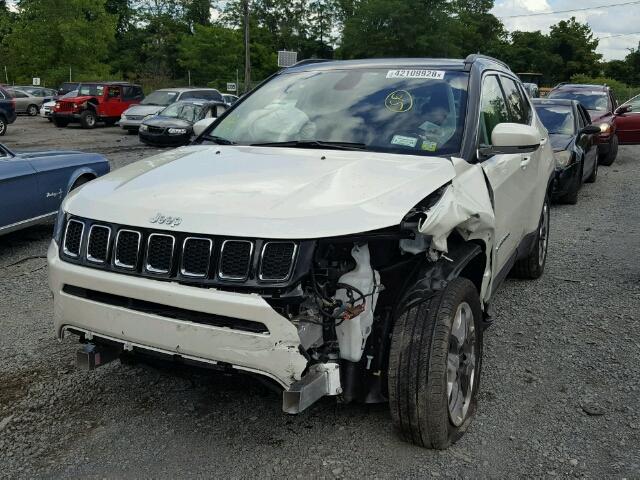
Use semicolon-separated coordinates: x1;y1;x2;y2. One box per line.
6;88;47;116
0;86;17;136
15;86;58;102
548;84;619;165
52;82;144;129
522;82;540;98
222;94;239;105
41;90;78;121
49;55;555;450
614;93;640;145
138;100;227;146
120;87;224;132
58;82;80;95
533;98;600;204
0;143;109;236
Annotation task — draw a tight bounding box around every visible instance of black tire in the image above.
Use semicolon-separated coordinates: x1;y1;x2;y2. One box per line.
560;162;582;205
512;195;549;279
47;117;53;123
79;110;97;129
53;117;69;128
598;134;618;166
0;117;6;136
585;157;598;183
388;277;483;449
27;104;39;116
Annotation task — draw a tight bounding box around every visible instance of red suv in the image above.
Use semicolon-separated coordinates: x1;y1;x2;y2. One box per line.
52;82;144;129
548;84;619;165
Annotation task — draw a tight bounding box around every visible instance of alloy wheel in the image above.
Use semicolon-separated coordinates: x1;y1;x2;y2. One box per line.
447;301;476;427
538;201;549;267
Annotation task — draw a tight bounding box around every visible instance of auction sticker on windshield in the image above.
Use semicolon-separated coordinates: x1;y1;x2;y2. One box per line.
386;69;445;80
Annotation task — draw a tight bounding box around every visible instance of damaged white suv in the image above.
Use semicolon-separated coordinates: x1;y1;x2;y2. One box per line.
48;55;554;449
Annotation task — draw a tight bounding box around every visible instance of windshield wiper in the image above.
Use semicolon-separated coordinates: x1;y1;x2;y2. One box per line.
250;140;367;151
203;135;236;145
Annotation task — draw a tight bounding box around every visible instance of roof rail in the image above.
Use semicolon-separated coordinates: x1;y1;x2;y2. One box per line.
464;54;511;71
289;58;331;68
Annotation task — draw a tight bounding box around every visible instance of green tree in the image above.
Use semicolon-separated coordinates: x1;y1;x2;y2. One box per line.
548;17;601;80
5;0;116;86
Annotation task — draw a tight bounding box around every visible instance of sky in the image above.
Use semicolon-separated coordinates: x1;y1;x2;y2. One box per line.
491;0;640;60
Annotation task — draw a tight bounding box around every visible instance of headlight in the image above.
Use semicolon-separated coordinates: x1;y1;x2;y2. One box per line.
599;123;610;133
554;150;572;168
72;103;77;108
53;209;67;243
168;128;187;135
121;114;127;120
139;124;148;132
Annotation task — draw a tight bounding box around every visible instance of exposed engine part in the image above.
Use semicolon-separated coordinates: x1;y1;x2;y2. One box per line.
282;362;342;414
334;244;381;362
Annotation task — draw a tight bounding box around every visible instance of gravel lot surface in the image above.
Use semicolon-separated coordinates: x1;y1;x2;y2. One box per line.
1;116;639;479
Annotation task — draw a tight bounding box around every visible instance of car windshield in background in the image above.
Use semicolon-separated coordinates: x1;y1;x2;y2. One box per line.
62;90;78;98
548;91;609;111
209;68;470;156
142;91;179;106
535;105;575;135
160;102;203;122
78;84;105;96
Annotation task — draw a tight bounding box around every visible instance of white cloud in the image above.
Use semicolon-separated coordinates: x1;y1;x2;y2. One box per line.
492;0;640;60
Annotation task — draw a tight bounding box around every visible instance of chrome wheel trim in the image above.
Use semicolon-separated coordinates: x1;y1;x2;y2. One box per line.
447;301;476;427
538;201;549;267
86;114;95;126
0;121;5;135
28;105;37;116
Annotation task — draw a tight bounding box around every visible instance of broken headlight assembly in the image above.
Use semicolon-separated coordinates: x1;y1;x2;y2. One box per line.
553;150;572;168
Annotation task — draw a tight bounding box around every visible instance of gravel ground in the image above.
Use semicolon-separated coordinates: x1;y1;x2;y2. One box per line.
1;116;639;479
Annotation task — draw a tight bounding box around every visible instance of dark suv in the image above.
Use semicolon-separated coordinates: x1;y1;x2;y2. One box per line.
0;86;17;136
548;84;619;165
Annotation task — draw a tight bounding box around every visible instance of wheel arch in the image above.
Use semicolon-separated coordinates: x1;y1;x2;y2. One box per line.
65;168;98;194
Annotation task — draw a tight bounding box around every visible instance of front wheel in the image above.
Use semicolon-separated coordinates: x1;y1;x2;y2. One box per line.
388;277;483;449
80;110;97;129
598;134;618;166
512;195;549;279
27;104;39;116
585;157;598;183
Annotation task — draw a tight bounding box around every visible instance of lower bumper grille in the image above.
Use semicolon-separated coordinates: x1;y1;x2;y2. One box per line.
63;285;269;334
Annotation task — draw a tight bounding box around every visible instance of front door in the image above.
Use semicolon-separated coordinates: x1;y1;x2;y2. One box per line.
103;86;122;118
0;154;40;229
477;75;526;276
616;95;640;144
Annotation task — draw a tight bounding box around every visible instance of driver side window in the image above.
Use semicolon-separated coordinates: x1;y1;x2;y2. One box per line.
479;75;509;146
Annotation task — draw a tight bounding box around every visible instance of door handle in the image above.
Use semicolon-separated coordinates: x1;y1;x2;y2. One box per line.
521;155;531;169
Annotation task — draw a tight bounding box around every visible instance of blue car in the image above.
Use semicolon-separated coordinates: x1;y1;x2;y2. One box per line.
0;144;110;235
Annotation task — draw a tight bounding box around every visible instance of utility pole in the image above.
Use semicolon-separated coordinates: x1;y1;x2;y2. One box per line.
242;0;251;93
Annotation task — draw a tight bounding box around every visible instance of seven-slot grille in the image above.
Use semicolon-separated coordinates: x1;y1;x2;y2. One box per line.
60;218;298;284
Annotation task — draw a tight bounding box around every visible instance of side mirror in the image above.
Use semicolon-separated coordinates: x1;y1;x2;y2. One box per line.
215;104;228;117
193;118;216;137
481;123;541;156
580;125;601;135
615;105;631;115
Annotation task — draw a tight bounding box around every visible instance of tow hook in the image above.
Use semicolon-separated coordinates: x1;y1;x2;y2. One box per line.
76;343;120;370
282;362;342;414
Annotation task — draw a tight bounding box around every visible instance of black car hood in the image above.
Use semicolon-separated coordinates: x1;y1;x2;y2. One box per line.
143;116;193;128
549;133;573;151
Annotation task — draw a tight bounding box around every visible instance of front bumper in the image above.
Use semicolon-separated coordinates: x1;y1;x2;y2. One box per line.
552;163;580;198
52;111;81;122
47;240;307;387
139;130;191;146
40;107;52;118
120;118;144;130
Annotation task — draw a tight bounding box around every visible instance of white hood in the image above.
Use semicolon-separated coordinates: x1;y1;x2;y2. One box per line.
64;146;456;239
123;104;166;116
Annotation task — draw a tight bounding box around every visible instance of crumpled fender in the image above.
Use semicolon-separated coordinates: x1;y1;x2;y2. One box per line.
418;157;496;300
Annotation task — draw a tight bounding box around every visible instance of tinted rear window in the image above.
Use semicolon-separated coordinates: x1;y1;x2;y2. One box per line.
548;90;609;112
535;104;575;135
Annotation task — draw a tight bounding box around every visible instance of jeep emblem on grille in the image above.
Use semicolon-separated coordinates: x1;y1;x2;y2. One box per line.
149;213;182;227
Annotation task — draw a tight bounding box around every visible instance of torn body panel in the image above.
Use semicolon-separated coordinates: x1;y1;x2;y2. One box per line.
415;157;496;302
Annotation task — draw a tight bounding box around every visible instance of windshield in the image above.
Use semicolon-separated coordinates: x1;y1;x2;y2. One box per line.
209;68;469;156
535;105;575;135
62;90;78;98
159;102;204;122
548;90;609;112
142;91;179;106
78;84;105;96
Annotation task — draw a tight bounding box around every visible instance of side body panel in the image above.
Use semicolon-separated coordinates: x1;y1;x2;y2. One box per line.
0;157;41;227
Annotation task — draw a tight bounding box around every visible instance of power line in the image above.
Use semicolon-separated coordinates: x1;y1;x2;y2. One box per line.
497;0;640;19
598;31;640;40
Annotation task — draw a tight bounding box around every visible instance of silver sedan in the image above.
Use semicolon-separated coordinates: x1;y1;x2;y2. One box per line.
7;88;47;116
